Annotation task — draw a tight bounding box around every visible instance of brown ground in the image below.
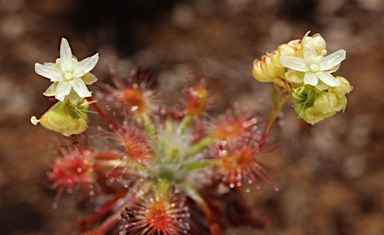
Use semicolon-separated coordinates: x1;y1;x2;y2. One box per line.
0;0;384;234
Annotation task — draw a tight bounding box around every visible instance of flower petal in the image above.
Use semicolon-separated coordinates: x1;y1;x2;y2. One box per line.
60;38;73;71
304;72;318;86
55;81;72;101
67;90;80;104
81;72;98;85
303;43;318;63
43;82;58;96
326;63;341;74
279;56;308;72
71;78;92;97
35;63;63;81
320;49;346;71
317;72;340;87
73;53;99;77
315;81;328;91
285;70;304;84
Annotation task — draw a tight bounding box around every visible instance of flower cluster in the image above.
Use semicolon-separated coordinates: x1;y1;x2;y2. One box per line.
253;32;352;124
31;38;99;136
30;34;351;235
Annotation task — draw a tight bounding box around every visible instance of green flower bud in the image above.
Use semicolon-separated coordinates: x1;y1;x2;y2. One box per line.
313;92;338;114
31;99;89;136
303;107;335;125
334;95;348;112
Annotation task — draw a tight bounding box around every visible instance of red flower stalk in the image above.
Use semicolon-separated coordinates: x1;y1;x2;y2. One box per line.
121;187;190;235
210;138;276;190
48;146;97;207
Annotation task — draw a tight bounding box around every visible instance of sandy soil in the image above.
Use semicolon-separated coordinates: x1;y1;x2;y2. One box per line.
0;0;383;234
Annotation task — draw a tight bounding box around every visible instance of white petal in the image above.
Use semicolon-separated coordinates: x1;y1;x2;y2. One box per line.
317;72;340;87
35;63;63;81
71;78;92;97
60;38;73;71
326;63;341;74
304;72;318;86
279;56;308;72
55;81;72;101
73;53;99;77
303;43;318;63
44;62;57;66
81;72;98;85
320;49;346;71
43;83;58;96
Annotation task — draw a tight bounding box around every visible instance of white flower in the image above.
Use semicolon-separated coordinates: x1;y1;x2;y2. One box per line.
35;38;99;104
279;42;346;87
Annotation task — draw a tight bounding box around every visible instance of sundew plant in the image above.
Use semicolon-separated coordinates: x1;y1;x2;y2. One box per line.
31;32;352;235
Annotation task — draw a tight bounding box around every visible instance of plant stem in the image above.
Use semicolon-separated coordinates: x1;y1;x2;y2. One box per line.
178;114;193;135
183;136;215;160
259;84;291;149
86;97;119;131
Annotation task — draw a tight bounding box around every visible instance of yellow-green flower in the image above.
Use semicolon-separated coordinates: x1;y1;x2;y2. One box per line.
30;99;89;136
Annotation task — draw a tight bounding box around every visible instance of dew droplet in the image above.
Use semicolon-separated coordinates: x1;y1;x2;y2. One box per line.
229;183;235;188
76;167;82;172
245;188;251;193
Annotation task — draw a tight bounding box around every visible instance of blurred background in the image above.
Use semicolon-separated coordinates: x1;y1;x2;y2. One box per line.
0;0;383;234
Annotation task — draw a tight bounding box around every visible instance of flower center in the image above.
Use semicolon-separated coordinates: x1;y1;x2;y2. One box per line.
64;72;73;81
309;63;320;72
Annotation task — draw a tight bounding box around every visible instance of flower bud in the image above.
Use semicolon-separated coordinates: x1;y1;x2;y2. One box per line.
31;99;89;136
301;32;327;56
270;50;283;67
313;92;338;114
252;54;285;83
303;107;335;125
334;95;348;112
253;58;273;83
277;40;299;57
329;76;353;96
